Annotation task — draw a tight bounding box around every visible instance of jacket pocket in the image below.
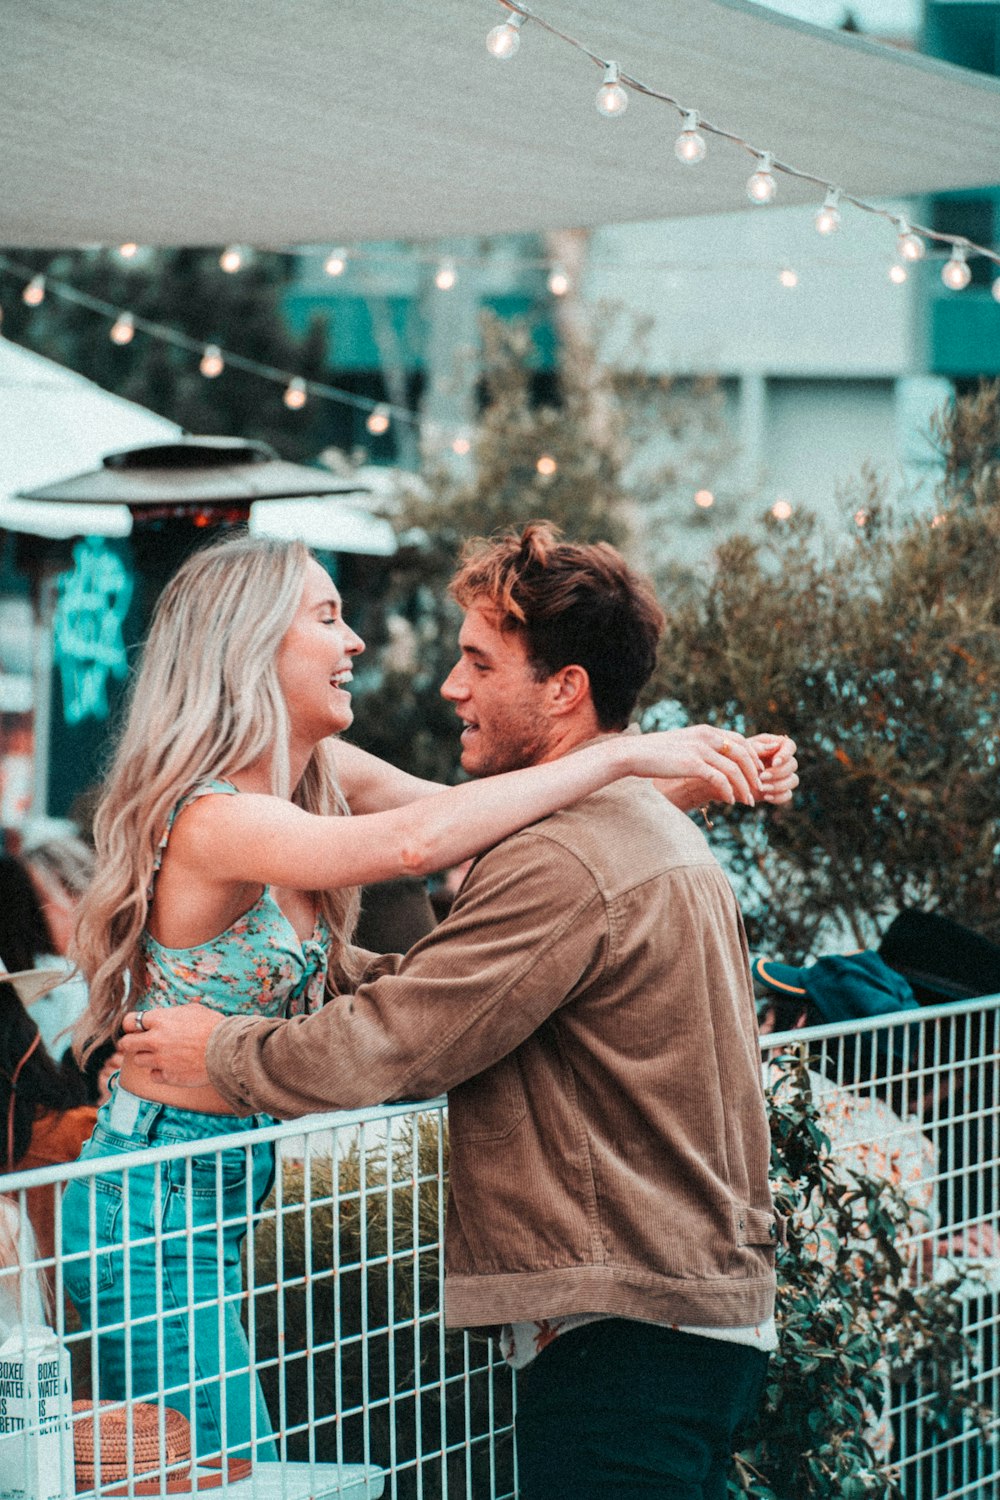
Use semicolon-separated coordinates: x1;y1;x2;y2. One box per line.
448;1059;528;1143
735;1204;786;1249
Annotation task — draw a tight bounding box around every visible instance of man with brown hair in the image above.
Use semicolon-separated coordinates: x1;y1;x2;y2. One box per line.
123;523;794;1499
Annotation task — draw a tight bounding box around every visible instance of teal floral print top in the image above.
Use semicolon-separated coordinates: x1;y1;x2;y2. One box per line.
137;780;330;1020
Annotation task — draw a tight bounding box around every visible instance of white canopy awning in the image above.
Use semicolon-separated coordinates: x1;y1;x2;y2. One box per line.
3;1;1000;247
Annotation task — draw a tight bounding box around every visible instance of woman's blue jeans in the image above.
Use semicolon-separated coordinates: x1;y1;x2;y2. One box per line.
61;1084;278;1464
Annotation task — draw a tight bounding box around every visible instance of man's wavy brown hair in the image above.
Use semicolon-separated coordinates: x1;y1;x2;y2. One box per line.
450;522;665;730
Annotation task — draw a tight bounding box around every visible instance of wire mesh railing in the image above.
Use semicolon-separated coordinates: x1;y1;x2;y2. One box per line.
0;994;995;1497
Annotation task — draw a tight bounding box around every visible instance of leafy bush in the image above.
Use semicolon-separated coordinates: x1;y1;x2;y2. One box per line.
648;385;1000;957
733;1050;989;1500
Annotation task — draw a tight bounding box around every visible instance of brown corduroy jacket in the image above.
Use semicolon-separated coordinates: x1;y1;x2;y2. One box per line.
206;776;780;1330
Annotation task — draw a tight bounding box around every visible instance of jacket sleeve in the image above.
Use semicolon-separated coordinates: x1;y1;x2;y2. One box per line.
206;830;607;1117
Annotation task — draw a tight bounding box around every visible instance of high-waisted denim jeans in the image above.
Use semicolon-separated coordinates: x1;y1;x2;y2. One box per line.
61;1083;277;1463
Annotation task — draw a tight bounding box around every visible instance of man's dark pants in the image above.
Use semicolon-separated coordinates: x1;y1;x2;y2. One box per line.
515;1319;768;1499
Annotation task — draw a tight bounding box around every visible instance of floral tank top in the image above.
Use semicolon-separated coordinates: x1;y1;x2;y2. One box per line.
137;779;330;1020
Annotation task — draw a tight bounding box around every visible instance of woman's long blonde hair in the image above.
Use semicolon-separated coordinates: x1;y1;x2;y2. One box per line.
73;533;360;1063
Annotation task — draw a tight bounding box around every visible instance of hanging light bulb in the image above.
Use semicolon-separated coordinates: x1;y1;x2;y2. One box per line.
219;245;244;273
778;268;798;289
117;242;139;260
771;498;793;521
746;152;777;205
435;259;457;291
889;263;908;285
694;489;715;509
366;404;391;435
324;249;347;277
814;189;841;236
199;344;225;378
22;275;45;307
283;377;308;410
547;266;570;296
451;434;472;456
674;110;706;165
110;312;135;345
595;62;628;117
486;10;525;58
941;244;972;291
536;454;558;477
895;219;925;261
992;276;1000;304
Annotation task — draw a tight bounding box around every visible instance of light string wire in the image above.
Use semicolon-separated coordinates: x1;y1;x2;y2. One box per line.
0;252;423;432
493;0;1000;268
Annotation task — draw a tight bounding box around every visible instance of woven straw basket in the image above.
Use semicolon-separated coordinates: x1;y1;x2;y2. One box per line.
72;1400;191;1491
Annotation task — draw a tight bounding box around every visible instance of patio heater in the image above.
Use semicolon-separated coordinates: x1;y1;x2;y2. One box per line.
12;436;393;818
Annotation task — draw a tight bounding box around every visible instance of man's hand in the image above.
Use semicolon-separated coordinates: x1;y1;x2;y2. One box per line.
119;1004;224;1089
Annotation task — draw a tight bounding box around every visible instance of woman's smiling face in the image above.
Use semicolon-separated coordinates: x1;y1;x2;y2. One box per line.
276;558;365;746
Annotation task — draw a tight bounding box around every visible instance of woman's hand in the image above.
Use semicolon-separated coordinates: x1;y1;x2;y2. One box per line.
649;731;797;814
752;734;799;806
630;726;766;808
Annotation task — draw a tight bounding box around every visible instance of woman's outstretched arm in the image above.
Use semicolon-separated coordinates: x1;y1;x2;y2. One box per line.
169;727;766;893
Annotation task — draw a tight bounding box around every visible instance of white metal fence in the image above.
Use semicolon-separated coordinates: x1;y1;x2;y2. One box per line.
0;994;996;1498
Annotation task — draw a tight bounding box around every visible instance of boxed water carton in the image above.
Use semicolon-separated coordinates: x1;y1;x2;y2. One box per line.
0;1325;73;1500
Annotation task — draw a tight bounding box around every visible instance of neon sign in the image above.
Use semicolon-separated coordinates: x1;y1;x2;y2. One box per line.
53;538;133;724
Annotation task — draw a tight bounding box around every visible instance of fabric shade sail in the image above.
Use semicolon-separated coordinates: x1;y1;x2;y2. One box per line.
2;0;1000;248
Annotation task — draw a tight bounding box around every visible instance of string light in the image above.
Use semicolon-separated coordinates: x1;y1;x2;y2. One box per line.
674;110;706;165
547;266;570;295
283;377;308;410
22;275;45;307
941;244;971;290
109;312;135;345
434;259;457;290
888;263;908;284
366;404;391;435
746;153;776;205
199;344;224;378
778;268;798;289
895;219;925;261
854;508;869;528
451;435;472;455
992;278;1000;304
278;2;1000;284
487;10;526;58
596;62;629;117
536;454;558;476
117;242;139;260
219;246;244;274
694;489;714;509
771;498;793;521
814;189;841;236
324;249;348;277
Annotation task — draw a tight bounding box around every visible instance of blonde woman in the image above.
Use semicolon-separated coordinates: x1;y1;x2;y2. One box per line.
61;532;780;1466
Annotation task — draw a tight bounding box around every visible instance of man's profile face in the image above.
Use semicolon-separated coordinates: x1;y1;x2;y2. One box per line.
440;605;554;776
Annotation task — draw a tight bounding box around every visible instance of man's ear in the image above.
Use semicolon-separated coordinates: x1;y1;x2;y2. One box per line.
546;664;591;717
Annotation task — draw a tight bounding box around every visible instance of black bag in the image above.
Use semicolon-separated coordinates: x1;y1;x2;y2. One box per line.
879;908;1000;1004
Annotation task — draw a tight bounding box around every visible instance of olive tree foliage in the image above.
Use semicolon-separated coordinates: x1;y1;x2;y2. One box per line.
645;384;1000;959
348;312;734;781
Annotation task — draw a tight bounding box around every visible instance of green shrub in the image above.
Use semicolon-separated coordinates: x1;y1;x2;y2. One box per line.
733;1051;990;1500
